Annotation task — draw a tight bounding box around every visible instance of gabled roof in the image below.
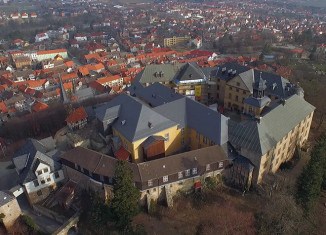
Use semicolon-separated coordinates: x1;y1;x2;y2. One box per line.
173;62;207;83
95;94;177;142
134;63;183;84
66;107;88;124
229;95;315;156
12;139;60;184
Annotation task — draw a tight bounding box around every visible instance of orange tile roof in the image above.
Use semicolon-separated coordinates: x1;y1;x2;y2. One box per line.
37;49;67;55
65;61;74;67
27;79;47;89
84;53;101;61
87;63;105;71
63;82;73;91
96;75;121;85
78;66;90;76
61;72;78;81
65;107;88;124
32;101;49;112
0;102;8;113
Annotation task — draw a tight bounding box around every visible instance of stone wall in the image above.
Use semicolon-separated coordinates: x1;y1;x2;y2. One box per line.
0;198;21;230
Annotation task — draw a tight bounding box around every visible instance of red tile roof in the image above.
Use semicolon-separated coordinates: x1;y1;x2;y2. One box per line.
65;107;88;124
37;49;67;55
114;146;130;161
32;101;49;112
0;102;8;113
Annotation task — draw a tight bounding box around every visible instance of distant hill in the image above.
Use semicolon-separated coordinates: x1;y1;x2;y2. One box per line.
296;0;326;8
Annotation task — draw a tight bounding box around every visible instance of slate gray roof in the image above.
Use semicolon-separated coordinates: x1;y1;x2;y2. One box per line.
173;62;207;83
134;63;183;84
154;97;229;145
95;94;177;142
0;191;15;207
137;145;227;182
61;145;227;187
12;139;61;184
130;83;183;107
244;96;271;108
213;62;297;99
211;62;250;81
229;95;315;156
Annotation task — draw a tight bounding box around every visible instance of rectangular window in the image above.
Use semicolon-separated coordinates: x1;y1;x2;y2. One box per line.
148;180;153;187
229;87;232;90
229;93;232;99
37;170;42;175
33;180;39;187
165;133;169;142
236;82;240;86
54;172;60;179
219;162;224;168
47;178;51;182
178;172;183;179
37;190;42;196
192;168;197;175
243;91;246;95
44;168;48;173
163;176;168;183
235;96;239;102
236;88;239;92
206;164;210;171
185;169;190;177
41;180;46;184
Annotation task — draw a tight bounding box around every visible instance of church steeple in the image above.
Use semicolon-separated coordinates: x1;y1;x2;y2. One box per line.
253;72;266;99
59;74;69;104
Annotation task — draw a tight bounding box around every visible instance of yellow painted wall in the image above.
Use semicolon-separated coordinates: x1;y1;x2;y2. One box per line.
113;125;182;163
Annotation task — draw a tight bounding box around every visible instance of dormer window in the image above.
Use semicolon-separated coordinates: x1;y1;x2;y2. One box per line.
44;168;48;173
37;170;42;175
148;122;153;129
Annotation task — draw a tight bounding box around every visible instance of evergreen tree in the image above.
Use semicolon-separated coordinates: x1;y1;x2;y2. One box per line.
111;160;140;230
296;134;326;212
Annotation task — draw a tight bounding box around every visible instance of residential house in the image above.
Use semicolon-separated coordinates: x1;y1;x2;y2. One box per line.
36;49;68;61
96;75;123;88
35;33;49;43
13;56;32;69
66;107;88;130
163;36;191;47
12;138;65;205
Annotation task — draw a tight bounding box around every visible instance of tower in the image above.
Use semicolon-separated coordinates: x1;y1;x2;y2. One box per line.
59;74;69;104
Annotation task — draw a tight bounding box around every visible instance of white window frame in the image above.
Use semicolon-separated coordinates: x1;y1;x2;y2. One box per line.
206;164;210;171
163;176;168;183
219;162;224;168
192;168;197;175
185;169;190;177
178;172;183;179
148;180;153;187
